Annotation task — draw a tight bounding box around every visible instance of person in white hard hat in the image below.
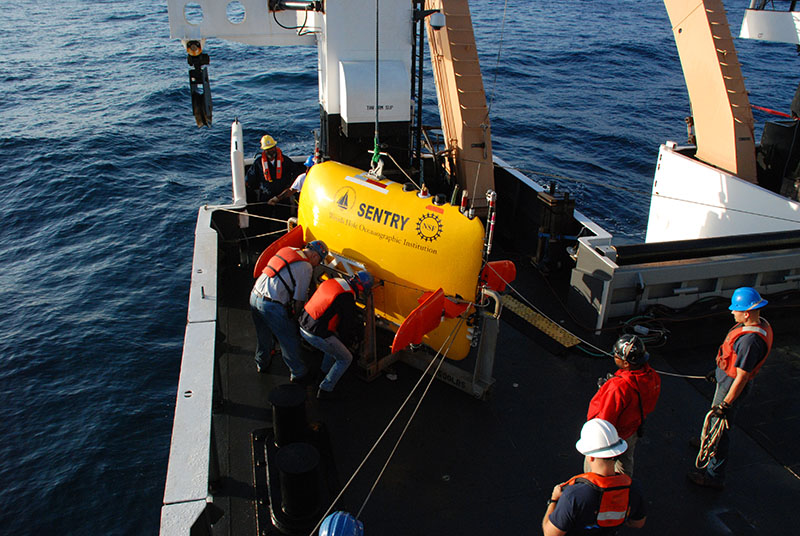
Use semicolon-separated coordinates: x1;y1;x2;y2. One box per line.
542;419;647;535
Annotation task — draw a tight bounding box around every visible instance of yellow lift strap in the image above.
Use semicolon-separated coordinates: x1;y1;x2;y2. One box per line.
501;294;581;348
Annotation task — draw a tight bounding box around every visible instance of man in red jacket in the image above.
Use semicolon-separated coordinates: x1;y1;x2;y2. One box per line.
585;334;661;476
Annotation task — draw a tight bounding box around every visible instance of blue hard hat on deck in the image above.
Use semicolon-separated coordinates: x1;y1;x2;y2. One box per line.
305;155;315;167
729;287;767;311
319;511;364;536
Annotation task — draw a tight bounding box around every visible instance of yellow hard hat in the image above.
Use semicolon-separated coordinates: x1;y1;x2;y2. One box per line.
260;135;277;150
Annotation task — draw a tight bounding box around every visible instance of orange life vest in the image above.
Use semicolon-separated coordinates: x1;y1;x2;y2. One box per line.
304;278;354;333
564;472;632;528
261;147;283;182
263;247;310;295
715;318;772;379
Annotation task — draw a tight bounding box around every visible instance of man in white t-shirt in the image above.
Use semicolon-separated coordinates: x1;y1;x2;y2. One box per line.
268;155;315;208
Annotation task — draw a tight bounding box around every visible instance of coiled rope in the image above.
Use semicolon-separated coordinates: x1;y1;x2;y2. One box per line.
695;409;728;469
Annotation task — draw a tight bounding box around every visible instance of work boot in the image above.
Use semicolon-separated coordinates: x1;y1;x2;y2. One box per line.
687;471;724;490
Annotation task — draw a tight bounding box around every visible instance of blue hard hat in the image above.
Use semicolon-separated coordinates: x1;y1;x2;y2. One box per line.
349;271;374;293
729;287;767;311
306;240;329;260
319;511;364;536
305;155;315;167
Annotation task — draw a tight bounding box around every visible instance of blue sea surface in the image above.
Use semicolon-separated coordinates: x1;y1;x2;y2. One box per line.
0;0;795;533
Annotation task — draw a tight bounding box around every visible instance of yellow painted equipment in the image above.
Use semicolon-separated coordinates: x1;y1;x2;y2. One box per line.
297;161;486;360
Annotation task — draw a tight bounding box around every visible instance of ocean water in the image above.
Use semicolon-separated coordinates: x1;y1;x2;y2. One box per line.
0;0;794;533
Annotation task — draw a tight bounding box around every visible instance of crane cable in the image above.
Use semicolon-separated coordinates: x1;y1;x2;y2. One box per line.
371;0;382;171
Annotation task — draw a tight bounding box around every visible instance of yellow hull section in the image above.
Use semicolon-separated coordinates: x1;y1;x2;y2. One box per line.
297;161;485;360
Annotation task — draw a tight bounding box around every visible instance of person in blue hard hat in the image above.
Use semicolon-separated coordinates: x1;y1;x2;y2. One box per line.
688;287;773;489
299;271;374;400
250;240;329;379
319;511;364;536
268;155;315;209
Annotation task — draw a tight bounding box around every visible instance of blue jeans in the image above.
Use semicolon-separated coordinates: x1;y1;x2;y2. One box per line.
299;328;353;392
250;292;307;379
705;367;751;482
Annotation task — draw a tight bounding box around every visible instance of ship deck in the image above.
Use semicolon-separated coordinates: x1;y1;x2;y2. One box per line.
208;226;800;535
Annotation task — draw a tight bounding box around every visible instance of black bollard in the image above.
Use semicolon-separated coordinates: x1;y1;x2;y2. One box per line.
268;383;307;447
276;442;321;518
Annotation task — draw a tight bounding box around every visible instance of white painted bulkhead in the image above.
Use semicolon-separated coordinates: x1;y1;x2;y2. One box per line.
166;0;318;46
645;144;800;243
740;8;800;44
317;2;412;121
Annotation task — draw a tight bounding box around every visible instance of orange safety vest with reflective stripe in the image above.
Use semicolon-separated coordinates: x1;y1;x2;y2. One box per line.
261;147;283;182
715;318;772;379
304;278;354;334
564;472;632;528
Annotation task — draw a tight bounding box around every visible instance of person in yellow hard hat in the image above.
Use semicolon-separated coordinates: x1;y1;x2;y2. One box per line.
245;134;299;213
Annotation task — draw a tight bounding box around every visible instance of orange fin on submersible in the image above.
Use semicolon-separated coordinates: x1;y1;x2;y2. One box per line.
417;290;470;319
391;289;446;354
480;260;516;292
253;225;305;278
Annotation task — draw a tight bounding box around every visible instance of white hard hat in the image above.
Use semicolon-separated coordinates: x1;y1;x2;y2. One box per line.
575;418;628;458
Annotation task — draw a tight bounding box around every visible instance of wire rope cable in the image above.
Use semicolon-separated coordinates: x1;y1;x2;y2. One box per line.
485;0;509;121
456;156;800;225
355;317;464;518
308;317;465;536
371;0;381;170
483;261;714;381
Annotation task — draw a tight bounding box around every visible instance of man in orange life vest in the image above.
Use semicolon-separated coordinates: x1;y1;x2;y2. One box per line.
543;419;646;535
688;287;773;489
245;134;298;206
585;334;660;476
299;271;374;400
250;240;329;379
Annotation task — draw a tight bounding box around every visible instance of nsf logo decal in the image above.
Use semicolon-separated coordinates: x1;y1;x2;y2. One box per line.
334;186;356;211
416;213;443;242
